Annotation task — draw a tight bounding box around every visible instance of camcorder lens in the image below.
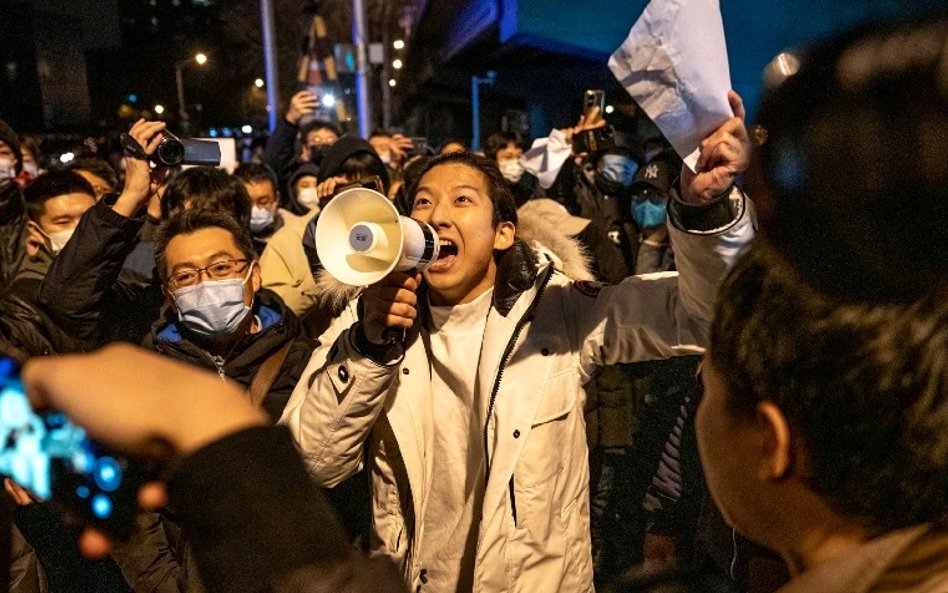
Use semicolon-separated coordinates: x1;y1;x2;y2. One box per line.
156;137;185;166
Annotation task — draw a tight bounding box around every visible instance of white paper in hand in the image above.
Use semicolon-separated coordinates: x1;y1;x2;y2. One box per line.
609;0;732;171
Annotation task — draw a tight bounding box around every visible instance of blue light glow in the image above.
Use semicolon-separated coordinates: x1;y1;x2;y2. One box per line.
94;457;122;492
91;494;112;519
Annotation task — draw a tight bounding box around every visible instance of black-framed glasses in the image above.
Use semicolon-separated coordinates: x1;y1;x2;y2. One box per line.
166;258;251;290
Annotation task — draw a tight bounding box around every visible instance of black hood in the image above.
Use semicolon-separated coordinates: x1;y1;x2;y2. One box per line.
316;136;389;189
287;162;321;213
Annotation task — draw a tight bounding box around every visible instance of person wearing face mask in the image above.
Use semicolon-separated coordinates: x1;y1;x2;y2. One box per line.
260;137;390;337
0;170;97;356
20;171;96;291
148;208;312;421
234;163;298;255
89;208;315;593
628;151;681;274
485;132;540;207
287;163;322;215
0;118;29;293
35;120;257;353
19;137;44;183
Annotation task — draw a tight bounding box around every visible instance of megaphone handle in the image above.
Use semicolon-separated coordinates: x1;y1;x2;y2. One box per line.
381;327;406;345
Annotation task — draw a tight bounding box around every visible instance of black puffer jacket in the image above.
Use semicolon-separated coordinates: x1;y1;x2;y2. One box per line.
145;289;312;422
38;198;161;349
0;251;92;356
0;180;27;293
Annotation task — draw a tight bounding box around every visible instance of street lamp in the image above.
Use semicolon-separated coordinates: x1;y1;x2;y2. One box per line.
154;104;165;115
175;53;208;134
254;78;264;88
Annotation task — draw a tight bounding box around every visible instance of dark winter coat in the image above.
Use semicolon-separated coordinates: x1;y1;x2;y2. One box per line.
146;288;312;422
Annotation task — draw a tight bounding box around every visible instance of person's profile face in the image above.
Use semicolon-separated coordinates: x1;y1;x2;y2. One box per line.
410;162;514;305
695;359;772;544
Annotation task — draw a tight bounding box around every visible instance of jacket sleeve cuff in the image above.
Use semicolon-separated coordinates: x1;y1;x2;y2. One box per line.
349;322;404;366
667;183;746;235
97;197;147;235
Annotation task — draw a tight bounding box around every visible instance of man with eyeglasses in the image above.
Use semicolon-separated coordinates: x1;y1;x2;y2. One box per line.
147;208;312;421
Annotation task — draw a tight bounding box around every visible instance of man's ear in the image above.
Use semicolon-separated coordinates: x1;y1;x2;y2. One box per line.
250;261;262;293
24;221;45;258
161;284;178;312
755;401;793;481
493;221;516;251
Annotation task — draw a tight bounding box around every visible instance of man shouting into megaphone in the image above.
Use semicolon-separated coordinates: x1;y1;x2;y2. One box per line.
281;101;753;593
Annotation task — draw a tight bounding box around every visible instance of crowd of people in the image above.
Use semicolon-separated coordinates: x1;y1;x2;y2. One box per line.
0;12;946;593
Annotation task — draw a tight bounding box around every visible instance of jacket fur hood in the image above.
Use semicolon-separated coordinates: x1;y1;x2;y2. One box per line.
310;207;594;312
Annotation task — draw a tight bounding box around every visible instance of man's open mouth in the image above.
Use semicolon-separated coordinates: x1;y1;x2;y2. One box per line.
437;239;458;259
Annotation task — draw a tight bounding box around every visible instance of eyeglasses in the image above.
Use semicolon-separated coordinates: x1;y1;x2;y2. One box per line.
166;258;251;290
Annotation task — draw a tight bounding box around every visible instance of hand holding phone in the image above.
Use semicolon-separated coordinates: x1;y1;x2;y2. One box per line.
0;356;146;539
584;89;605;116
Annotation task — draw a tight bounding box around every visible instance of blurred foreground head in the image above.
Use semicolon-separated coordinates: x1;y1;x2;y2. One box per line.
752;13;948;303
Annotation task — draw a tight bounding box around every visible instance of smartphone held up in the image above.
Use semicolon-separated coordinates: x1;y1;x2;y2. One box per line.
0;355;146;539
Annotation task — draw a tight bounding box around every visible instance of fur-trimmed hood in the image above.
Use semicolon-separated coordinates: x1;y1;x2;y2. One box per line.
310;207;594;314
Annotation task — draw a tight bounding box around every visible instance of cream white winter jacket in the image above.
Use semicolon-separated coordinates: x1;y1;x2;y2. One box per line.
281;189;755;593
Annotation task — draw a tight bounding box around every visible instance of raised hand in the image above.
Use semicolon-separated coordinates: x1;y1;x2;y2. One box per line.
680;91;751;203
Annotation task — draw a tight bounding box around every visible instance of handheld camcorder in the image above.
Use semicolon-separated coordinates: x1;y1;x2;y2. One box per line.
121;131;221;167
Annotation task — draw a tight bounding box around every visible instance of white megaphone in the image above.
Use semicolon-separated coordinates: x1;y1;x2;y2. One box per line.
314;187;440;286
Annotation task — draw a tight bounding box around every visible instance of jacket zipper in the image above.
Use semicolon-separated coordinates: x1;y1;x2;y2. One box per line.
207;353;227;381
483;266;554;485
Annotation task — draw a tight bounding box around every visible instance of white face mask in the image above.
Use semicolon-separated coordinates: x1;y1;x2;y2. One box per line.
0;158;16;184
22;162;38;178
498;158;525;184
250;206;276;233
296;187;319;211
38;228;75;255
172;264;254;337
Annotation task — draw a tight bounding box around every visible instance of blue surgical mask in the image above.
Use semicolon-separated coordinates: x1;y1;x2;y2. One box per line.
172;265;254;337
599;154;638;188
632;199;668;229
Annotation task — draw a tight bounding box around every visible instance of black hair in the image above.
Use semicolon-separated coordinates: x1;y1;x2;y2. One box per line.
408;151;517;227
161;167;252;231
368;128;392;139
154;209;256;281
484;132;523;162
300;120;342;144
23;169;95;222
233;163;279;190
337;152;387;187
753;14;948;303
438;139;467;154
68;158;118;193
711;244;948;532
